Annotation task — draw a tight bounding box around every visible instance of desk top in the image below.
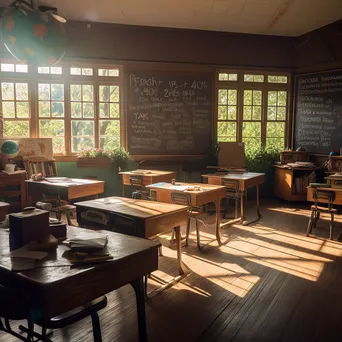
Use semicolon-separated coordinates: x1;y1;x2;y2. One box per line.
146;182;225;193
119;169;176;176
74;196;187;219
201;172;265;180
26;178;104;188
0;226;160;285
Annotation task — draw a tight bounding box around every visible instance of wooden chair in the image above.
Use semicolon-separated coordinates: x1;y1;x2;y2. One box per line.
0;284;107;342
306;188;337;240
171;192;203;249
221;179;241;219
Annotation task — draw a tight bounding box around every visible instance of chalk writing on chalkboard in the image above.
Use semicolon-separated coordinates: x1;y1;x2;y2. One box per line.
126;72;213;155
294;69;342;153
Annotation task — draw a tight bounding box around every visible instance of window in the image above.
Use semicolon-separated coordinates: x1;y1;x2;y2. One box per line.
70;67;93;76
38;83;65;153
218;73;238;81
1;81;30;138
1;63;28;73
99;85;120;150
38;66;62;74
217;89;237;142
216;71;290;151
98;68;119;77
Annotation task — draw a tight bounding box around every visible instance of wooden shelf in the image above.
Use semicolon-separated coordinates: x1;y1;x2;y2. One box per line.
274;166;323;202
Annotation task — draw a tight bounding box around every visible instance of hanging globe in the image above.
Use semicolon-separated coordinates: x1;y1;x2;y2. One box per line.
1;6;67;66
1;140;19;159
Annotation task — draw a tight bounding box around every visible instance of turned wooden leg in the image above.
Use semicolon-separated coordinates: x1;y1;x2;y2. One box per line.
174;226;185;275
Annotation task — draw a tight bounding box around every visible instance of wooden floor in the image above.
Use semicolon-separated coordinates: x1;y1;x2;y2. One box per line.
2;199;342;342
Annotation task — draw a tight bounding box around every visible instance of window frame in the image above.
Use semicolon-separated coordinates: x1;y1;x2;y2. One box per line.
216;69;291;150
0;58;123;158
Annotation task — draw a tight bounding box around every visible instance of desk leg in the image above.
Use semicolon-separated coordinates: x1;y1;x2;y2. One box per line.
175;225;185;275
131;278;147;342
214;199;222;245
122;182;125;197
256;185;261;219
240;191;247;225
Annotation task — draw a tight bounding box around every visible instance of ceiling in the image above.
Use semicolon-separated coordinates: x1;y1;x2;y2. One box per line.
1;0;341;36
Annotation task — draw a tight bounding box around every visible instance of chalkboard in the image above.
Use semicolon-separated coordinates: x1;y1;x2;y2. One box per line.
126;71;213;155
294;69;342;153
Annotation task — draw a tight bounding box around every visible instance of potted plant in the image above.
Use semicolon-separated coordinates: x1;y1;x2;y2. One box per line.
108;147;131;172
77;147;111;167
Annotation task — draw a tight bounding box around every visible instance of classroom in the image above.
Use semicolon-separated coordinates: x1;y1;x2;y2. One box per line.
0;0;341;341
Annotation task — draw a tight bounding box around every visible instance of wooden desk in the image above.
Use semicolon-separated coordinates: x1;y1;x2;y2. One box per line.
202;172;265;225
0;226;160;342
146;182;226;244
75;197;188;276
119;170;177;197
26;178;105;203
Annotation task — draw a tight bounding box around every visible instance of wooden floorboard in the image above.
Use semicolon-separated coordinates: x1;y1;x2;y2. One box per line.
1;199;342;342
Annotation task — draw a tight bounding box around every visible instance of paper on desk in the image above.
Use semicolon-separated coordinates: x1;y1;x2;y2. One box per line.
11;258;36;271
4;245;48;259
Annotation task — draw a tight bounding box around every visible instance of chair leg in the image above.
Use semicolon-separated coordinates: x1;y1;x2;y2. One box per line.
234;199;238;219
306;210;315;236
185;217;191;247
330;212;334;240
65;211;72;225
158;245;163;256
224;197;228;219
195;218;201;250
91;313;103;342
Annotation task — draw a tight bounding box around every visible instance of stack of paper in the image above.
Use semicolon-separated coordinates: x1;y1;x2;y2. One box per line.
64;232;108;250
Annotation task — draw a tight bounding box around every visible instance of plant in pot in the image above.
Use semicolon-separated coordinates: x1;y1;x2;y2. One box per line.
77;147;111;167
109;147;131;172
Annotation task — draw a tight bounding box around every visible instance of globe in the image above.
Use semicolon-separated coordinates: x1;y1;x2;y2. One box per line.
1;7;67;66
1;140;19;158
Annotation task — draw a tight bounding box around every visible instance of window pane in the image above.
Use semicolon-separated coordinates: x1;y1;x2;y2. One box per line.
278;91;287;106
228;90;237;105
71;120;94;136
72;137;95;152
39;101;50;117
82;68;93;76
82;85;93;101
219;73;228;81
51;84;64;100
244;75;253;82
16;102;29;118
38;84;50;100
244;90;252;105
99;120;120;150
2;102;15;118
38;67;49;74
243;122;261;138
218;106;227;120
253;91;262;105
99;86;110;102
243;106;252;120
252;106;261;120
218;89;227;105
16;83;28;100
71;102;82;118
254;75;264;82
217;122;236;142
83;103;94;118
51;67;62;75
52;102;64;117
2;83;14;100
1;63;14;72
227;106;236;120
16;64;28;73
267;107;277;120
268;91;277;106
277;107;286;120
4;121;29;137
70;85;81;101
99;103;109;118
70;67;81;75
110;103;120;118
110;86;119;102
267;122;285;138
109;69;119;77
266;138;284;150
39;120;65;153
229;74;238;81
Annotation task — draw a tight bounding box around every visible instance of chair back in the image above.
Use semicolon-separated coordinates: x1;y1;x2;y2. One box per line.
130;176;142;187
221;179;240;197
171;192;194;214
23;157;57;179
313;189;335;211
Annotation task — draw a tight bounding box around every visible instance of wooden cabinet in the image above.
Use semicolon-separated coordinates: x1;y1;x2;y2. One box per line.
274;166;323;201
0;172;27;212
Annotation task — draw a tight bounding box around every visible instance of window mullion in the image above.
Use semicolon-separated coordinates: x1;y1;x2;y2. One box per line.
94;83;99;149
64;80;71;156
261;88;267;148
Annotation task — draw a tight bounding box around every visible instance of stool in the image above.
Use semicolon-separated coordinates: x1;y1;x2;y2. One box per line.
306;188;337;240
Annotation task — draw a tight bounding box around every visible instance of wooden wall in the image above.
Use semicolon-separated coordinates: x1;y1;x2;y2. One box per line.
0;19;295;69
294;19;342;73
